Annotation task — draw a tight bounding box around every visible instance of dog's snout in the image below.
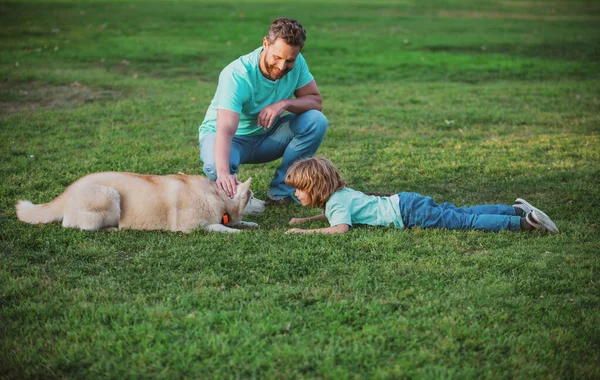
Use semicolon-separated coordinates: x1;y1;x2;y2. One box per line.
244;197;266;215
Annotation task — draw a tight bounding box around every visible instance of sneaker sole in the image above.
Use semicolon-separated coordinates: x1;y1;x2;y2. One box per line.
515;198;555;221
514;198;536;214
528;210;559;233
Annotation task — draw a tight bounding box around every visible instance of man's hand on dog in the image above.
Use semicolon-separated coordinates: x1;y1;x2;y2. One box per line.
216;173;240;197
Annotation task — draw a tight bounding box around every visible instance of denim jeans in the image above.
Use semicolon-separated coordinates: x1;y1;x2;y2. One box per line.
200;110;328;199
398;192;521;231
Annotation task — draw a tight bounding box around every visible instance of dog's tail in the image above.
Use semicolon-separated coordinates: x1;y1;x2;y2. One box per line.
16;195;65;224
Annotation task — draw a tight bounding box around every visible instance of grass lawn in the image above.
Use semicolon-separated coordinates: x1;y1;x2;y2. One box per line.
1;0;599;377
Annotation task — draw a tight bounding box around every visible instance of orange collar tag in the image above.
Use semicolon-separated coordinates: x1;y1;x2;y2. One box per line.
221;214;230;225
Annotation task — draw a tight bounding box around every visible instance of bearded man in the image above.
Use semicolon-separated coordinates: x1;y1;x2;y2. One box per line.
199;18;328;203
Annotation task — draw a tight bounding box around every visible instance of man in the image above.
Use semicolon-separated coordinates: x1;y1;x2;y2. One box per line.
199;17;328;203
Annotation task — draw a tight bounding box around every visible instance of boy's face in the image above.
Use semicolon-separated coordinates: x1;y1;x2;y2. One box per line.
294;189;311;207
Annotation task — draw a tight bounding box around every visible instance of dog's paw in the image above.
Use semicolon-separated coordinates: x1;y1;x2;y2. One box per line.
205;224;242;233
238;221;259;229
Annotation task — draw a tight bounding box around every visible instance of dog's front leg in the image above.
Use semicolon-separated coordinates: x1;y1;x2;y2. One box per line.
205;224;241;233
230;221;259;229
101;227;119;232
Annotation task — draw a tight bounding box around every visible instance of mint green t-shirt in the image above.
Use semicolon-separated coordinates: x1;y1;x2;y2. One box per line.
325;188;405;229
199;46;314;141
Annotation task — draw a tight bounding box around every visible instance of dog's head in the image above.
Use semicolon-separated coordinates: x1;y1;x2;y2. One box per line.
235;178;266;215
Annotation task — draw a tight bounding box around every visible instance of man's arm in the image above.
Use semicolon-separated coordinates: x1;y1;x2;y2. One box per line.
287;79;323;113
257;80;323;130
214;108;241;197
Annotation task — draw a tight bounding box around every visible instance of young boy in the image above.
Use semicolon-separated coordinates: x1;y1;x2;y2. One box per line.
284;157;559;235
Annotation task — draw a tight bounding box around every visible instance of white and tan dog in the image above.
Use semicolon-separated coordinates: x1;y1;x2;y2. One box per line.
16;172;266;233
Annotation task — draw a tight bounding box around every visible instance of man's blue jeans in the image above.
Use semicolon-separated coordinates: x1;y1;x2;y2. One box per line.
398;192;521;231
200;110;328;199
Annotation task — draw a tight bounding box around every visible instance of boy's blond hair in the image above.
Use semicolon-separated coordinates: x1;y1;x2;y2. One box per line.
285;157;347;208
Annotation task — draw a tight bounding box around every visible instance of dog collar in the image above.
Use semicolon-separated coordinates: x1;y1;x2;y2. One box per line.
221;213;230;225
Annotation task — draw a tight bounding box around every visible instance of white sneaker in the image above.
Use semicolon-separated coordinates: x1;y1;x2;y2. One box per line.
514;198;536;215
525;210;559;233
514;198;554;218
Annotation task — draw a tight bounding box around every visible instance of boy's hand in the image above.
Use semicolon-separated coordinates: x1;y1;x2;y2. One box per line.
286;228;306;234
289;218;307;225
286;223;349;235
289;214;326;225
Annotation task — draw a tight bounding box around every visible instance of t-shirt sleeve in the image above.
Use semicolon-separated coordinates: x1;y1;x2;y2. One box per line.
215;67;249;114
295;54;314;90
326;198;353;227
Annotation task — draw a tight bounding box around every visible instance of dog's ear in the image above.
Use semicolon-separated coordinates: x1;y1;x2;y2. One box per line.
235;177;252;196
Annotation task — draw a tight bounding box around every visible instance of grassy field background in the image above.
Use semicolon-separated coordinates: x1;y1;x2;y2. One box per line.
1;0;599;377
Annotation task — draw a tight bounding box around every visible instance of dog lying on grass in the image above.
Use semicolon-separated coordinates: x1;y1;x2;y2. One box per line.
16;172;266;233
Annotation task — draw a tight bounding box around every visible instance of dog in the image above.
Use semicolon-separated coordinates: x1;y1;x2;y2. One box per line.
16;172;266;233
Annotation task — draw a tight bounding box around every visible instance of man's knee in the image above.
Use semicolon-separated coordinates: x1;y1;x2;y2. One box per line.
301;110;328;138
202;163;217;181
202;162;240;180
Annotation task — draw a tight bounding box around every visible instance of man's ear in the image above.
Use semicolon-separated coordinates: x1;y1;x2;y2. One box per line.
262;37;268;49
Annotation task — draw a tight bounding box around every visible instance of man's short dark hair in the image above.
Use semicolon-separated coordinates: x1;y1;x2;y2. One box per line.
266;18;306;48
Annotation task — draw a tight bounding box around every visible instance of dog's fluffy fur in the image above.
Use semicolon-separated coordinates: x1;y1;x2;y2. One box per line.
16;172;266;233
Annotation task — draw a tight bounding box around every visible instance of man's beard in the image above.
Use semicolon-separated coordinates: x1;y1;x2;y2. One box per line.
264;56;289;80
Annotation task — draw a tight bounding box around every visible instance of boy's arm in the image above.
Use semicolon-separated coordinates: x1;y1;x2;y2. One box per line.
289;214;327;225
286;223;350;235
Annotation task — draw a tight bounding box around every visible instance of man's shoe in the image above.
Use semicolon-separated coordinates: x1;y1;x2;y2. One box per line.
267;194;300;205
525;210;559;233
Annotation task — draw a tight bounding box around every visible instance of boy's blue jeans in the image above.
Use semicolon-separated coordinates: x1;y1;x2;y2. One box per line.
200;110;328;199
398;192;521;232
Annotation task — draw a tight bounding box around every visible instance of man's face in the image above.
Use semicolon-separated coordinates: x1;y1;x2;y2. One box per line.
261;37;300;81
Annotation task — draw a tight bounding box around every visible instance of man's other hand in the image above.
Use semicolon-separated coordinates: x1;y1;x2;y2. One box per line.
257;101;287;130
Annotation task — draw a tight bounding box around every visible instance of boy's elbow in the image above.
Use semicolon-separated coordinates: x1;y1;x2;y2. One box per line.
334;224;350;233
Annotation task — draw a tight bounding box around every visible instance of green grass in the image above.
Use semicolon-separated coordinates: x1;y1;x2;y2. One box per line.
1;0;599;377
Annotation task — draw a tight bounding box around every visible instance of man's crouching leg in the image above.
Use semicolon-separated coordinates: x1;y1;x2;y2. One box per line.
268;109;328;202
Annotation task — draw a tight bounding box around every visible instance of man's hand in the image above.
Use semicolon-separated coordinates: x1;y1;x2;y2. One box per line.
216;172;240;198
257;101;288;130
